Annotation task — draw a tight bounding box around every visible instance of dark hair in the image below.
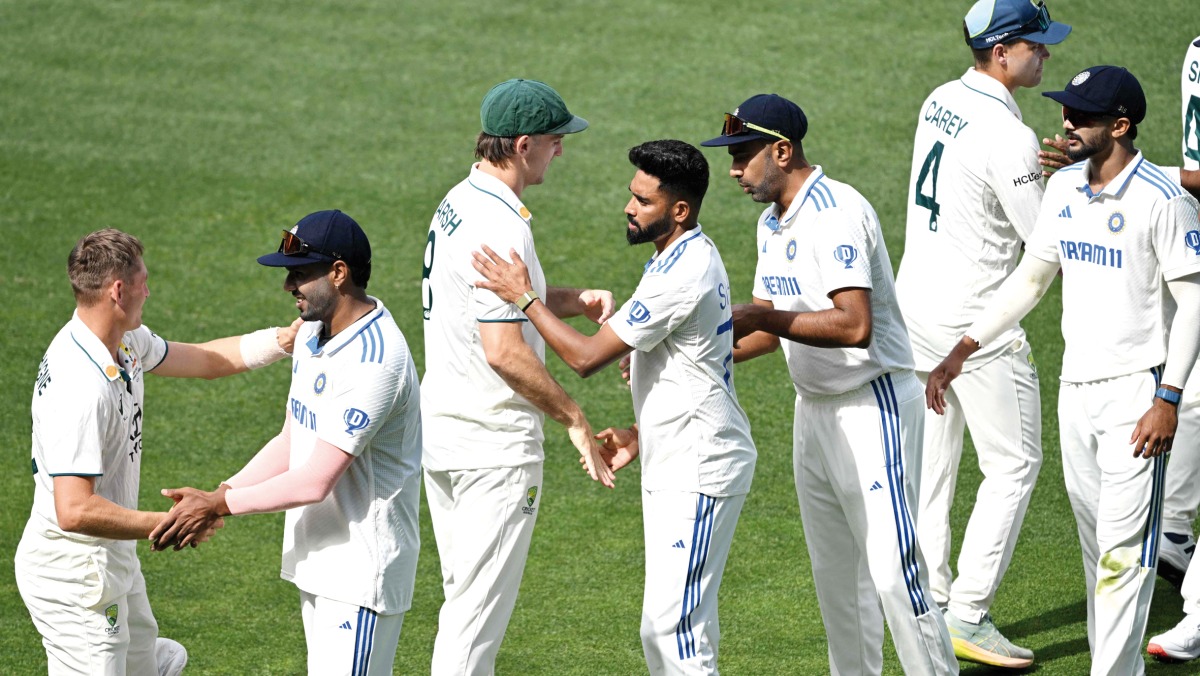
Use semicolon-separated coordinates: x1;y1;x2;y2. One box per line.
475;132;518;168
627;140;709;213
68;228;144;305
348;260;371;289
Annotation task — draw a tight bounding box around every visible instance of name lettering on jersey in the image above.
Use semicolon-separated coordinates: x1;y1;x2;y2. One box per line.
626;300;651;325
834;245;858;269
760;275;802;296
1012;171;1041;187
35;355;51;396
718;282;729;310
1186;230;1200;256
128;402;143;463
923;101;970;138
1059;240;1123;268
344;408;370;435
1190;60;1199;83
290;397;318;431
434;198;463;237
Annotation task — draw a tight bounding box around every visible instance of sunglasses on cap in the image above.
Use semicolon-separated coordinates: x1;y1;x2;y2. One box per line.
1061;106;1111;128
1014;1;1052;39
722;113;790;142
277;230;344;260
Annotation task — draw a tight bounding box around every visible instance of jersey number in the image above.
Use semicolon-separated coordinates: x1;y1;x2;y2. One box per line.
915;141;945;232
421;231;436;320
1186;95;1200;166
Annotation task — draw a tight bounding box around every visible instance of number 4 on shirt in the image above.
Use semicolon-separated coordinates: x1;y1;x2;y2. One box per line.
915;141;945;232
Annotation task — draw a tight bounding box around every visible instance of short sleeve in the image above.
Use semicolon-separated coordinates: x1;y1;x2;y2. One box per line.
38;389;109;476
1156;194;1200;280
812;207;874;295
986;131;1045;242
126;325;168;371
474;228;529;323
609;271;699;352
316;363;403;457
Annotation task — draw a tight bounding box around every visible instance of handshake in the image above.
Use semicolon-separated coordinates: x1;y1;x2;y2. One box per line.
149;485;230;552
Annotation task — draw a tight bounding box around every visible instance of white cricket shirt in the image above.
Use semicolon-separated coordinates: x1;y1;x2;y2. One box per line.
752;167;915;397
895;68;1045;371
1182;36;1200;171
17;314;166;601
1026;153;1200;383
421;165;548;471
608;227;757;497
282;299;422;614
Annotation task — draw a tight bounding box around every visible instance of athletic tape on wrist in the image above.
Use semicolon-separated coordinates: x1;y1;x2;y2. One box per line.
240;327;287;369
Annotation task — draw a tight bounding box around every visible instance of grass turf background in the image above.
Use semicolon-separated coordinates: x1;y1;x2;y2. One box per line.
1;0;1198;672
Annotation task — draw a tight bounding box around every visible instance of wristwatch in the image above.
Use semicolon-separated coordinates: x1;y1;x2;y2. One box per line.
1155;387;1182;406
516;290;540;312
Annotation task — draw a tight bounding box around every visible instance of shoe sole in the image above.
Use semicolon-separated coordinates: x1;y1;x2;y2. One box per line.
1148;642;1200;662
1158;559;1189;590
951;637;1033;669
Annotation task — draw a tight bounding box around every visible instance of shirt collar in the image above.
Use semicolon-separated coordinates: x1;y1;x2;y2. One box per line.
67;312;123;382
643;225;704;271
1076;151;1144;201
467;164;532;225
303;297;386;357
960;68;1022;121
765;165;827;231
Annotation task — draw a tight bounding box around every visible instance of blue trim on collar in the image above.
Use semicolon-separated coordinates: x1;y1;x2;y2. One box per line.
958;78;1009;110
467;178;528;223
70;332;112;378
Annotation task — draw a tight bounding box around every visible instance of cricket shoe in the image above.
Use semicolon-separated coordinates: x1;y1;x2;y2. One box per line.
1148;614;1200;662
944;609;1033;669
1158;532;1196;590
156;637;188;676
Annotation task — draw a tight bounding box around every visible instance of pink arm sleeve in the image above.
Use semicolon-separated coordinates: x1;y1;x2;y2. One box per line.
225;423;292;489
224;438;354;516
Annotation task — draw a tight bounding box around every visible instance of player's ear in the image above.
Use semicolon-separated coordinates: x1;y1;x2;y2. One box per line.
773;139;793;166
1110;117;1132;140
514;134;532;156
671;198;690;225
329;260;350;290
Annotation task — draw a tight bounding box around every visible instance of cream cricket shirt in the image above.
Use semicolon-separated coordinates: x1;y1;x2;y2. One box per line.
18;314;166;602
895;68;1046;372
608;227;756;497
1026;153;1200;383
421;165;548;471
1182;36;1200;171
282;300;422;614
752;167;915;398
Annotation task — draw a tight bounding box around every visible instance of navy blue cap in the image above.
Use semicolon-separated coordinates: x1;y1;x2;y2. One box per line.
964;0;1071;50
1042;65;1146;124
257;210;372;268
700;94;808;147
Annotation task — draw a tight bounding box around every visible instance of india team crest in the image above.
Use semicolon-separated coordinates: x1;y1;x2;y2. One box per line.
1186;230;1200;255
314;373;327;395
1107;212;1125;234
834;245;858;269
1072;70;1092;86
105;604;118;627
786;239;797;261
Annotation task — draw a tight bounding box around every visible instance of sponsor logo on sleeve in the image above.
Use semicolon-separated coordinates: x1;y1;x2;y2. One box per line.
834;245;858;269
343;408;370;435
1186;230;1200;255
626;300;651;325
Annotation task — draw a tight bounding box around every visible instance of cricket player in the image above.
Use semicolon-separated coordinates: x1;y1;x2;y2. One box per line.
472;139;756;675
421;78;615;676
894;0;1070;667
14;228;296;675
927;66;1200;676
702;93;958;675
149;210;422;675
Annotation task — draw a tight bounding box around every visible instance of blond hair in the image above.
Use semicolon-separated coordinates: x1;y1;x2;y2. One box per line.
68;228;144;305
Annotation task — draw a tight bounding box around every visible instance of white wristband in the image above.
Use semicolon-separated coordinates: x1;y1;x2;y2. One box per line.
240;327;288;369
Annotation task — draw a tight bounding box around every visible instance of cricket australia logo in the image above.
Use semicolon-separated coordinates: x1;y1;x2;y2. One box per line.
522;486;538;515
1108;212;1126;234
834;245;858;269
626;301;651;326
104;604;120;636
1186;230;1200;255
343;408;369;435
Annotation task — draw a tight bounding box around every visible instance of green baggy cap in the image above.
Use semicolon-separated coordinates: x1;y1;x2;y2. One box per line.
480;79;589;137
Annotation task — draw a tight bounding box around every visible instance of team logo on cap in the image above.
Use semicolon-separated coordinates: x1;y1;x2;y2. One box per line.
834;245;858;269
314;372;327;395
786;239;797;261
1186;230;1200;255
1072;71;1091;86
343;407;369;435
1107;212;1125;234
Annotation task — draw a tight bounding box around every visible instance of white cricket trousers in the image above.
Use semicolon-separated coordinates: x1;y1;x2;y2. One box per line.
300;591;404;676
15;551;161;676
424;463;541;676
640;490;745;676
916;341;1043;622
1168;394;1200;616
1059;371;1166;676
795;372;958;676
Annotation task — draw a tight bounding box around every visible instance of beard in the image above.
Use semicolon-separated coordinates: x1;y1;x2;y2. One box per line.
295;281;338;322
1066;133;1107;162
626;212;673;245
742;160;786;204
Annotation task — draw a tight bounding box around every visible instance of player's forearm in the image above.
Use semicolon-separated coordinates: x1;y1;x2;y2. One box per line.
154;328;288;380
545;286;588;318
732;330;779;363
523;302;623;377
963;254;1057;347
488;339;587;428
1162;276;1200;388
225;429;292;488
747;307;870;348
57;495;165;540
225;440;351;515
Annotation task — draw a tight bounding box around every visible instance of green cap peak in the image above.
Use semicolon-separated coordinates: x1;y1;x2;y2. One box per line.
480;79;588;137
